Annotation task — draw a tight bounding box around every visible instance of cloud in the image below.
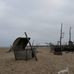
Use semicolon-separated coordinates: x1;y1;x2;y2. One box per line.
0;0;74;46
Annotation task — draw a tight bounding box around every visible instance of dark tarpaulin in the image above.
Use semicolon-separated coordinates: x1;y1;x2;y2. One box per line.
13;37;30;50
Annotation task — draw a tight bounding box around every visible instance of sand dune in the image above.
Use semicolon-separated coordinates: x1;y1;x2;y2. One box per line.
0;47;74;74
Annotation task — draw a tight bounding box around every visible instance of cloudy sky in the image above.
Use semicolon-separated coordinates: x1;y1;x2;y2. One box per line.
0;0;74;47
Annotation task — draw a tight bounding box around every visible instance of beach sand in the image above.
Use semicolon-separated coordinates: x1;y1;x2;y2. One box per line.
0;47;74;74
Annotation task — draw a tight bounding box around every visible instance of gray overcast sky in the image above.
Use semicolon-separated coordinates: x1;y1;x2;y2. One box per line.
0;0;74;47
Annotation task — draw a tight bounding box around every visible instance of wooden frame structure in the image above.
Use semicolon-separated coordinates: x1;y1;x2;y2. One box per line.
11;32;37;61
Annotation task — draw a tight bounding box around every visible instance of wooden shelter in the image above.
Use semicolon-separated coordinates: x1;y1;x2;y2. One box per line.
11;33;37;61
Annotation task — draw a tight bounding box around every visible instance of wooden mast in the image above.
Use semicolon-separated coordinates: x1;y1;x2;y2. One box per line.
60;23;63;46
69;27;71;42
69;27;72;45
59;23;64;53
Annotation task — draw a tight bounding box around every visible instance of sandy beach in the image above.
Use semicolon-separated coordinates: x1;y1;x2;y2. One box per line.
0;47;74;74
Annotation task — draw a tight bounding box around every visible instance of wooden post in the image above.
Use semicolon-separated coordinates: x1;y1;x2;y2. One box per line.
24;32;37;61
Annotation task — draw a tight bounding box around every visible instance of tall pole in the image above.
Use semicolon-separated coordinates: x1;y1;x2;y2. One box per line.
69;27;71;42
60;23;63;46
69;27;72;45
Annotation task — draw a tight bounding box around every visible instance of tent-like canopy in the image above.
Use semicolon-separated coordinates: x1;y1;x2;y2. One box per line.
13;37;30;51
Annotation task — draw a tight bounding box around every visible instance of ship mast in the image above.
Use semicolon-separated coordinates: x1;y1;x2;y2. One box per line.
60;23;63;46
69;27;71;42
69;27;72;45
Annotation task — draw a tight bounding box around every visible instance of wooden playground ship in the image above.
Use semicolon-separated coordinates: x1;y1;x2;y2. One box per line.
10;32;37;61
50;24;74;55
